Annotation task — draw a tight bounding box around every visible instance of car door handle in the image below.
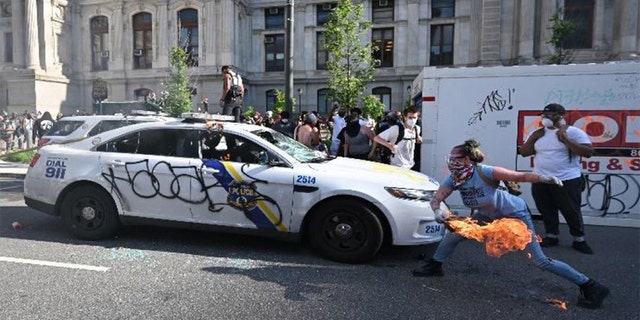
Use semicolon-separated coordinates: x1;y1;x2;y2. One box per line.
201;168;220;174
105;160;125;167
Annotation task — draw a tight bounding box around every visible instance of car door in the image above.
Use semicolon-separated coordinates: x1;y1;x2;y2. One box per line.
190;131;294;233
98;128;195;222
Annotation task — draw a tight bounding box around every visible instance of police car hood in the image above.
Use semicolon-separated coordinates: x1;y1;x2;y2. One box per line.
305;156;440;190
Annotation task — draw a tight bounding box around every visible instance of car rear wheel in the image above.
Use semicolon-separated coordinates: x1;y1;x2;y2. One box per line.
61;185;119;240
307;199;383;263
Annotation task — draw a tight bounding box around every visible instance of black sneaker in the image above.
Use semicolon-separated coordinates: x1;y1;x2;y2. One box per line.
572;241;594;254
540;237;559;247
411;259;444;277
578;280;609;309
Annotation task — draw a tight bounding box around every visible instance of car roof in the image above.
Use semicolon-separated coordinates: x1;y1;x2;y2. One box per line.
65;116;265;146
57;114;171;122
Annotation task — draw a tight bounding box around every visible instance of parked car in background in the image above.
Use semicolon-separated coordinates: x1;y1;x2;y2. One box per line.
24;113;447;263
38;111;173;146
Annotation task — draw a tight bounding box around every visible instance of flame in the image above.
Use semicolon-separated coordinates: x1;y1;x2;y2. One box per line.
546;298;568;310
446;217;533;257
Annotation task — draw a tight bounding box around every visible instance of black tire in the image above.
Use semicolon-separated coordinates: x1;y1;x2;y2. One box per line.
61;185;119;240
307;199;384;263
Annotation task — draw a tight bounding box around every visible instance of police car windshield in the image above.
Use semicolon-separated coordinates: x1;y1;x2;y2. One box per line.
251;129;328;163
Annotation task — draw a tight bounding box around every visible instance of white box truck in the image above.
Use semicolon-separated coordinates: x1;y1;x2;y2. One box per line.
412;62;640;226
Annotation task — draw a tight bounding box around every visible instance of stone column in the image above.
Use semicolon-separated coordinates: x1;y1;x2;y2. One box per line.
25;0;40;69
616;0;639;57
218;0;233;64
479;0;502;65
11;0;25;67
517;0;535;64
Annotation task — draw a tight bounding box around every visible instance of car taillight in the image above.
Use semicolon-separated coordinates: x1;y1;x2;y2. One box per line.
29;153;41;168
38;138;51;146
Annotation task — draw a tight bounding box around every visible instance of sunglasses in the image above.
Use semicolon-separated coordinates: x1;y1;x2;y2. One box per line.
446;154;467;165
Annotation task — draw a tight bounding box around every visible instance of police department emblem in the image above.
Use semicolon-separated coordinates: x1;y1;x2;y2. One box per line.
227;181;258;210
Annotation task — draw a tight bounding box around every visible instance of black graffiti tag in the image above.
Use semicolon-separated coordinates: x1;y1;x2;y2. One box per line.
468;89;515;125
101;159;283;225
582;174;640;216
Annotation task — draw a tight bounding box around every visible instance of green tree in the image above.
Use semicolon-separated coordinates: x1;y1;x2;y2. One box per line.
273;89;287;116
546;9;574;64
362;95;385;121
323;0;378;109
163;47;194;117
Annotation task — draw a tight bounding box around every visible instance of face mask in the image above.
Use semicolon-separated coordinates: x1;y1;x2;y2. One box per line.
541;117;554;128
338;112;346;117
281;119;288;123
558;118;566;126
406;118;417;127
446;155;474;187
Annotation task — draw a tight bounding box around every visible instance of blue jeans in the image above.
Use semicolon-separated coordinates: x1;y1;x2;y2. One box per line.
432;211;589;285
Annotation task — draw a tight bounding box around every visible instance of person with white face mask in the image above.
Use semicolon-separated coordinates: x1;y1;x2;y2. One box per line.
372;106;422;169
520;103;595;254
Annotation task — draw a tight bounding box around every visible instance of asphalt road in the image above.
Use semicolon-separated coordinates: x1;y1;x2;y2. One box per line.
1;177;638;320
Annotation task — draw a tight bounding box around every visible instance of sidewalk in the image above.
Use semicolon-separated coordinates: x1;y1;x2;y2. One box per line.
0;160;29;179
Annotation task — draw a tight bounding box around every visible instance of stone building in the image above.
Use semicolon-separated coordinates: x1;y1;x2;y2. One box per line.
0;0;638;116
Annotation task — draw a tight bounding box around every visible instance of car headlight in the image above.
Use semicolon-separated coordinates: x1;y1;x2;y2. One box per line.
384;187;434;202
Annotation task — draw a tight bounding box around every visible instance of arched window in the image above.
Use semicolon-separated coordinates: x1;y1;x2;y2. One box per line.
372;87;391;109
178;8;199;67
90;16;109;71
266;89;277;111
317;88;331;115
133;12;153;69
134;88;152;102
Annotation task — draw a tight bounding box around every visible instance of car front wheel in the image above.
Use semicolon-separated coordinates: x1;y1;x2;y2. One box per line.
61;185;119;240
307;199;384;263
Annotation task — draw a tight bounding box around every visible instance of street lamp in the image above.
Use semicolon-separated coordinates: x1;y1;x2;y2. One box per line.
297;88;303;110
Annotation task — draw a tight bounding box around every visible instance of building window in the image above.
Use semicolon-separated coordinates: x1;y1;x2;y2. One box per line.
431;0;455;18
134;88;153;102
133;12;153;69
4;32;12;63
564;0;594;49
178;8;199;67
266;89;277;111
317;88;331;115
372;28;394;68
372;87;391;109
317;32;329;70
265;34;285;72
317;3;336;26
372;0;394;24
265;7;285;29
90;16;109;71
430;24;454;66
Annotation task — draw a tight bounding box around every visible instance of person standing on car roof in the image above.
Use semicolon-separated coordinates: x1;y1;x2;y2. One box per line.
219;65;244;122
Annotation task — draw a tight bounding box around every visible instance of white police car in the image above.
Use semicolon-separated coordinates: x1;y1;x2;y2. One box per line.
38;111;173;146
24;114;447;263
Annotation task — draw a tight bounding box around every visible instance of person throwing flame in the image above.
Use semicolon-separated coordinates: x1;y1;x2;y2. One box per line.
413;139;609;309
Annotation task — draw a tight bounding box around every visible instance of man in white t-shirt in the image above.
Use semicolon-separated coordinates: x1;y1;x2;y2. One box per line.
520;103;594;254
372;107;422;169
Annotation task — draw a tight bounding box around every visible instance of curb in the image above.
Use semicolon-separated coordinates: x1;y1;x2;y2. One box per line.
0;172;27;179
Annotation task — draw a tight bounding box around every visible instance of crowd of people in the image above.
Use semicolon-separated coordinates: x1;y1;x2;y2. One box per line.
238;104;423;170
0;111;59;154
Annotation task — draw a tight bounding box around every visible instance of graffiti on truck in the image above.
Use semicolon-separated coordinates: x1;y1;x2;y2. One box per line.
582;173;640;216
